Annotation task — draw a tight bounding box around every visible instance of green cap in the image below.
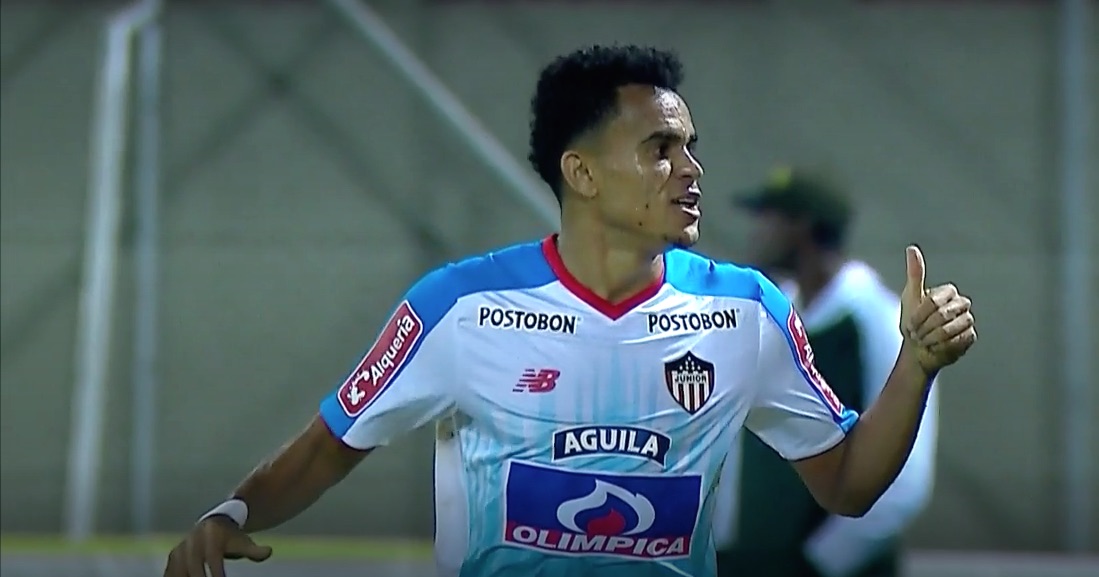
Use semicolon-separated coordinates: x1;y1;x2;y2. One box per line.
732;165;853;233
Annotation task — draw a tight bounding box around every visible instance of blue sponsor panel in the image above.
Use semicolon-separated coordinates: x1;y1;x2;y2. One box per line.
502;461;702;561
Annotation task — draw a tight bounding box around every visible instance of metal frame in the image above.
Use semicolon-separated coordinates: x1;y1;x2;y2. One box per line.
329;0;559;229
64;0;162;542
197;9;453;258
128;5;163;536
1056;0;1093;554
63;0;558;541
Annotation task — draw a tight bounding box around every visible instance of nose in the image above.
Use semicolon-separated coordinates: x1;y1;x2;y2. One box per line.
681;151;703;181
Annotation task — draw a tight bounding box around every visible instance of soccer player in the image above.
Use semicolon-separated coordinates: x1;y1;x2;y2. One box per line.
162;45;976;577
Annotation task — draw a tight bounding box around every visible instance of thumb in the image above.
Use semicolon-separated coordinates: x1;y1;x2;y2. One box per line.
244;541;273;563
904;245;926;296
229;533;273;562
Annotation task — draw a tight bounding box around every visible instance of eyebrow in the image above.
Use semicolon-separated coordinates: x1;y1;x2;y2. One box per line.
642;129;698;146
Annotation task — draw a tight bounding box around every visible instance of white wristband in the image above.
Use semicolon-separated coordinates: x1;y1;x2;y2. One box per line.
198;499;248;528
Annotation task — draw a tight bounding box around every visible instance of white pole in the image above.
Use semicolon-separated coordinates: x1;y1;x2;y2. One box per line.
326;0;560;229
1057;0;1093;554
129;0;164;536
63;0;158;542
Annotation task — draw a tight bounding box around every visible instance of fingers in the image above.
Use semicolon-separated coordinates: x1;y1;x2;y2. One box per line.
906;283;959;334
914;293;972;341
164;519;272;577
919;311;975;347
930;326;978;357
183;538;207;577
205;537;228;577
248;544;273;562
225;533;273;563
163;548;185;577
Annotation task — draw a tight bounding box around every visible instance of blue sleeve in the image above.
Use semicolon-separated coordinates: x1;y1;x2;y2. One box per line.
318;266;459;449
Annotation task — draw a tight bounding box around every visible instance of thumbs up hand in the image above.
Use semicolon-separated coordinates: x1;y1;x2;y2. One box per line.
899;245;977;375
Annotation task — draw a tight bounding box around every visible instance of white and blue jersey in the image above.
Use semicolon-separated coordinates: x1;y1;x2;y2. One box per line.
319;235;859;577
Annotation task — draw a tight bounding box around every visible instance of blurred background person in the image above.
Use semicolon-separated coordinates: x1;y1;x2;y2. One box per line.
713;167;940;577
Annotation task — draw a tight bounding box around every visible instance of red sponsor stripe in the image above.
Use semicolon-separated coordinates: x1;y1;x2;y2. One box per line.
337;301;424;417
785;308;845;416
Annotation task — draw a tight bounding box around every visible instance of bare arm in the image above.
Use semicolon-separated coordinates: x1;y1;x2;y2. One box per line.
793;349;931;517
795;247;974;518
165;275;458;577
226;273;460;533
803;297;939;577
748;247;971;522
230;415;369;533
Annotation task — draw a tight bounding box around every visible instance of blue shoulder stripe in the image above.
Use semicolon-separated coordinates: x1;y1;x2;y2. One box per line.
665;248;858;430
319;239;557;436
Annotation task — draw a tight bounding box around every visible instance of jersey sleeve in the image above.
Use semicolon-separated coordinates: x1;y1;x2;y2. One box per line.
744;273;860;461
318;267;458;450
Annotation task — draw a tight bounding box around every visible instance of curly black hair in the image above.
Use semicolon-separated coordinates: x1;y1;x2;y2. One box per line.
527;45;685;201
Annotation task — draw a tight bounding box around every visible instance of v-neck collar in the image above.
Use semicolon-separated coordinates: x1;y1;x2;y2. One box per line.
540;234;666;321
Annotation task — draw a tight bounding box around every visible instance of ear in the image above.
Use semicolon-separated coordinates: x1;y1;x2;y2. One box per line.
560;150;597;200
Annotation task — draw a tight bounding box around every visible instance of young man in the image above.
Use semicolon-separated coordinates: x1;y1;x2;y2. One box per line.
714;168;939;577
162;46;976;577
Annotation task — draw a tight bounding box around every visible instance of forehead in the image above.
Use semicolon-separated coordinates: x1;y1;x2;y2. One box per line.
608;84;694;138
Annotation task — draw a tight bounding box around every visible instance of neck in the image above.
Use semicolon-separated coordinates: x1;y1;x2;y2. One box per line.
555;209;664;303
792;249;845;308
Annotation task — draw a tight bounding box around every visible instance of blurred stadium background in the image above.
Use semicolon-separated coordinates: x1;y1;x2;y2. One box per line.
1;0;1096;576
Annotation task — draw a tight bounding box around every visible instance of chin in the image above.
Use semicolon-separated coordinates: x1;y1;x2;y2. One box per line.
667;226;699;249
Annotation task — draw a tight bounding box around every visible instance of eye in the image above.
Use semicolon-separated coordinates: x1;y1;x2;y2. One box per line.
687;136;699;155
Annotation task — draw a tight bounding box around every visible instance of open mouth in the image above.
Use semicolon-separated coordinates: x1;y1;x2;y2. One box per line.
673;195;700;217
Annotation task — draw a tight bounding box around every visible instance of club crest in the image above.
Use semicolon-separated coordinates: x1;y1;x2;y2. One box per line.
664;351;715;414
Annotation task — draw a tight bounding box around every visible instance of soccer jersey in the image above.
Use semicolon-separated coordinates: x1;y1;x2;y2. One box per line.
319;235;859;577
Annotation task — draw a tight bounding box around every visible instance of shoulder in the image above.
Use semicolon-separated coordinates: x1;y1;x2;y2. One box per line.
664;248;793;324
404;239;557;326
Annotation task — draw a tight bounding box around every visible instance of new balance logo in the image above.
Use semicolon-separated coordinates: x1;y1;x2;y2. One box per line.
513;369;560;393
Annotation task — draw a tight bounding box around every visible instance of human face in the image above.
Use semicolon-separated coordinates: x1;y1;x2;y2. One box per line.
745;208;800;272
583;85;704;249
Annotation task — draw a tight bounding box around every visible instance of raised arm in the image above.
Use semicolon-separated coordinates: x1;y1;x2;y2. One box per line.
792;246;972;517
803;295;939;577
745;246;973;519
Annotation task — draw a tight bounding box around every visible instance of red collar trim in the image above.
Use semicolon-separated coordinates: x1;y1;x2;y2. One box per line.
540;234;665;320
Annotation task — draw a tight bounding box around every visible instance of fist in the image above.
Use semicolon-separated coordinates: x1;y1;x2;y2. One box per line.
899;245;977;374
